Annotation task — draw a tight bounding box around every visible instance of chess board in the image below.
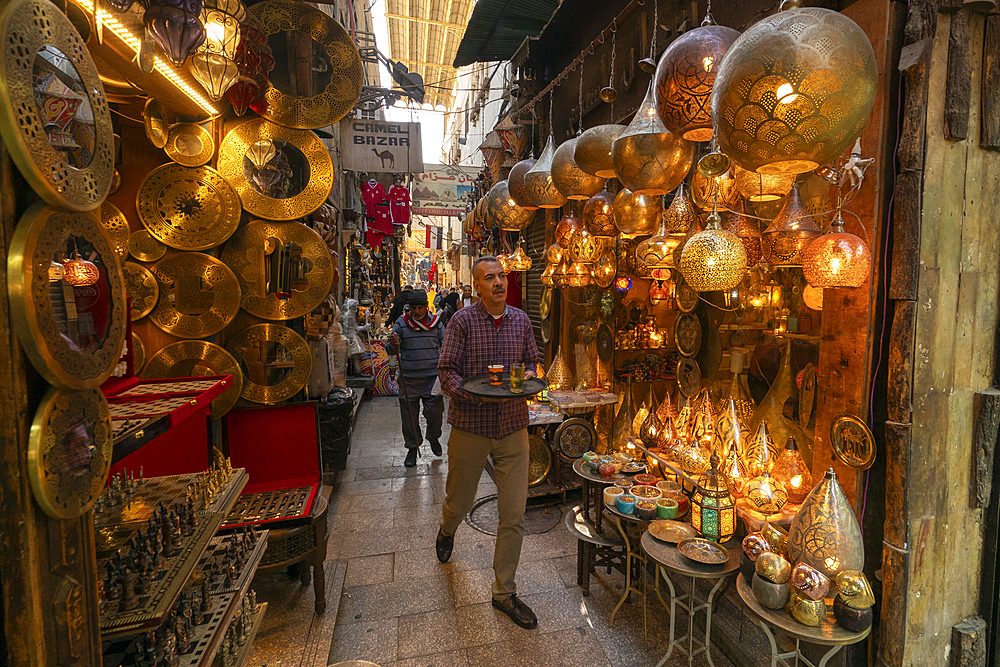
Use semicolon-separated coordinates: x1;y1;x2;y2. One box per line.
109;395;202;419
227;602;268;667
223;486;314;528
198;530;270;597
116;379;224;396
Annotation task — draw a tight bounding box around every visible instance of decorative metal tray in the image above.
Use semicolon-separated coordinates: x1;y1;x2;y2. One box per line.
462;375;547;399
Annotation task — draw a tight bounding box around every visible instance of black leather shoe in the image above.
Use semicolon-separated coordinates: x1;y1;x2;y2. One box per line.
436;530;453;563
429;440;442;456
404;448;418;467
492;594;537;629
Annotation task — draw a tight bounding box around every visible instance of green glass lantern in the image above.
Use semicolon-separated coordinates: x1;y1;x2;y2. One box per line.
691;454;737;542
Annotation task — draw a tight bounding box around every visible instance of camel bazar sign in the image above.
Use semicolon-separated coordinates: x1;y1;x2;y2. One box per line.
411;165;479;216
340;119;424;174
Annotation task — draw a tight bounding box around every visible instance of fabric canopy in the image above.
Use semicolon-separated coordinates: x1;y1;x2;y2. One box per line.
452;0;558;67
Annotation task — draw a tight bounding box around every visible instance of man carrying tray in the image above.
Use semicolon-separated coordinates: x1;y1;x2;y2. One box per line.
435;256;542;629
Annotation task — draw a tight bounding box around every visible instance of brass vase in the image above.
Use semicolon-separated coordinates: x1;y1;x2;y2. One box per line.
611;377;637;455
788;467;864;580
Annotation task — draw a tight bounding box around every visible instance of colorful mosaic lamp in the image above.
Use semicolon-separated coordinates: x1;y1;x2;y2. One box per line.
691;454;737;542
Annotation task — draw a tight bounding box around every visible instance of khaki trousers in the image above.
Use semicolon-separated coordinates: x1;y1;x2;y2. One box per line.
440;427;529;600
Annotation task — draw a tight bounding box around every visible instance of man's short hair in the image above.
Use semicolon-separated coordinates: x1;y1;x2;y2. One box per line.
403;284;413;290
472;255;502;279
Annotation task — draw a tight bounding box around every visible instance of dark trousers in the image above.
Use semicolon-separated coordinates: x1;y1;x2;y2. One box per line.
398;375;443;450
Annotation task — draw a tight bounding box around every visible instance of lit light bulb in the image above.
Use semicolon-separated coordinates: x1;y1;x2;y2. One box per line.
776;82;798;104
703;56;714;72
206;20;226;42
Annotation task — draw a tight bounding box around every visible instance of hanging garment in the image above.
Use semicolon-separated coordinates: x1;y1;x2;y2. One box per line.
362;180;386;218
388;184;411;224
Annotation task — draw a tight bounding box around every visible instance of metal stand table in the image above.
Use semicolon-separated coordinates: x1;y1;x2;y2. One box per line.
604;501;659;625
641;531;739;667
571;459;619;533
564;504;625;596
736;575;870;667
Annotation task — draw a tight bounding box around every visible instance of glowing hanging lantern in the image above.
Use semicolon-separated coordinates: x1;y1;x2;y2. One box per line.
540;262;556;286
48;261;65;281
762;183;822;267
801;210;871;287
62;250;100;286
745;421;778;477
771;436;813;504
725;201;762;267
575;124;625;177
679;211;748;291
744;470;789;515
545;243;565;265
506;240;532;272
592;252;617;288
637;212;683;272
569;227;601;264
615;276;633;292
552;256;571;286
566;260;592;287
190;0;245;100
555;215;583;249
732;164;795;202
583;190;616;237
613;188;661;237
691;454;736;542
612;83;694;195
711;3;878;175
653;19;740;142
496;253;510;273
552;138;607;199
523;136;568;208
692;169;740;211
508;159;539;210
226;14;273;116
662;183;697;234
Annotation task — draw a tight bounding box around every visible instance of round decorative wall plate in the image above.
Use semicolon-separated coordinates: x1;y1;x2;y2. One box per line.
137;163;242;251
28;387;112;519
8;203;126;389
528;433;552;486
249;0;363;129
225;323;312;404
0;0;114;211
122;261;158;321
217;119;334;221
676;357;702;398
675;280;699;312
164;122;214;167
674;312;702;358
554;418;598;460
830;413;876;470
127;230;167;263
131;331;145;373
539;287;552;320
143;340;244;419
100;201;130;259
149;252;241;338
143;97;168;148
221;218;334;320
540;317;552;344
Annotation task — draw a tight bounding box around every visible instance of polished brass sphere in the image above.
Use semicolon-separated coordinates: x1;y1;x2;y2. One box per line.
613;189;661;237
551;137;606;199
575;125;625;178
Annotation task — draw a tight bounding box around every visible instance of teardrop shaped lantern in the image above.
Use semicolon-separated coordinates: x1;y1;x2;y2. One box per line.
711;4;878;175
762;183;822;267
547;346;575;389
725;201;762;267
654;20;741;142
486;181;535;231
771;437;813;504
692;169;740;211
679;211;748;291
508;159;539;210
612;84;695;195
583;190;616;237
663;182;697;234
552;138;607;199
507;239;533;272
614;189;661;237
566;259;592;288
592;252;617;288
190;0;245;100
788;468;864;579
524;136;569;208
732;164;795;202
636;213;683;272
801;210;871;287
745;420;778;477
640;395;665;447
555;215;583;249
575;124;625;177
540;261;556;286
145;0;207;67
552;255;572;286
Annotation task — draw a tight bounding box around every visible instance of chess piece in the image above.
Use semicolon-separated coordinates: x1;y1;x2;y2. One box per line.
223;561;235;588
175;612;192;654
121;566;139;610
96;580;109;615
199;577;212;622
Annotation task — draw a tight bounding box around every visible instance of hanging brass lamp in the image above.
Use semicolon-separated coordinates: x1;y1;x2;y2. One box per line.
732;164;795;202
524;135;568;208
636;211;683;272
663;182;697;234
654;18;740;142
486;181;535;231
592;251;617;288
725;201;762;267
583;190;616;237
506;238;533;272
801;210;871;288
679;211;748;291
569;227;601;264
612;84;694;195
613;189;660;238
566;259;592;288
692;169;740;211
508;159;539;210
555;215;583;249
552;138;607;199
762;183;822;267
552;255;572;286
711;3;878;175
575;125;625;177
545;242;565;265
190;0;246;100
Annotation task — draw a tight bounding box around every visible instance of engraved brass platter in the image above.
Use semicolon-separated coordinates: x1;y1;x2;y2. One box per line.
143;97;168;149
249;0;363;129
149;252;241;338
221;218;334;320
28;387;113;519
128;230;167;262
100;201;130;259
0;0;114;211
830;414;875;470
137;163;242;251
143;340;244;418
225;323;312;404
217;119;334;221
122;261;158;320
164;122;214;167
528;433;552;486
131;331;145;373
8;203;127;389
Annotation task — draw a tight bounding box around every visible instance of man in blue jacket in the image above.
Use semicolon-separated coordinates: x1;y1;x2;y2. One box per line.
386;289;445;467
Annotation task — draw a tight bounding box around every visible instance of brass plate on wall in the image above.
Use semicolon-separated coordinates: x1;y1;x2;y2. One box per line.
137;163;242;251
131;331;145;373
164;122;214;167
675;280;699;313
28;387;113;519
0;0;114;211
143;340;244;419
221;218;334;320
101;201;130;259
539;287;552;319
830;413;875;470
676;357;702;398
143;97;168;148
249;0;363;129
225;323;312;404
674;312;702;358
128;230;167;263
528;433;552;486
122;261;158;320
149;252;241;338
217;119;334;221
8;203;126;389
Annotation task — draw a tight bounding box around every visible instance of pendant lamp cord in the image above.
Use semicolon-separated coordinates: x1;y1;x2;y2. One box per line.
651;0;658;59
578;59;585;135
610;30;617;120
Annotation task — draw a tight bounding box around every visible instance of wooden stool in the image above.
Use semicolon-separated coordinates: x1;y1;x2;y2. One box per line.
258;495;330;613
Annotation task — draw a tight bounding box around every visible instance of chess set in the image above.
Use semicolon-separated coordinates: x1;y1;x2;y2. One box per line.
109;396;204;420
224;485;314;528
116;379;227;396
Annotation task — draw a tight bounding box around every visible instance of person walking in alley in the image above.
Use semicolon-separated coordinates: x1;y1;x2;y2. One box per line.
387;284;413;324
385;289;445;468
435;256;542;630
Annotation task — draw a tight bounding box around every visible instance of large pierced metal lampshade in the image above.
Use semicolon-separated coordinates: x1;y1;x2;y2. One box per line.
486;181;535;231
762;183;821;267
612;84;695;195
654;22;741;142
575;125;625;177
679;212;747;291
552;138;606;199
584;191;616;237
663;183;696;234
524;136;568;208
614;189;661;237
508;159;539;210
801;211;871;287
711;5;878;175
732;164;795;202
555;215;583;249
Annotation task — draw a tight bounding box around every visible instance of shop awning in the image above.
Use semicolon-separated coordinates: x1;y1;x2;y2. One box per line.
452;0;559;68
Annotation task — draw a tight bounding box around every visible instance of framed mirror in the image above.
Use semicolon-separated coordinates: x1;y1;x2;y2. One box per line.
0;0;114;211
8;203;127;389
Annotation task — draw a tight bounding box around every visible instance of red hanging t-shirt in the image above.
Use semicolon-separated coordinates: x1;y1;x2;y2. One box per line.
362;180;386;217
371;200;393;234
388;185;411;224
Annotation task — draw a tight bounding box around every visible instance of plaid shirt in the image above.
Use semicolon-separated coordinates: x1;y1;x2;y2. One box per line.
438;302;541;439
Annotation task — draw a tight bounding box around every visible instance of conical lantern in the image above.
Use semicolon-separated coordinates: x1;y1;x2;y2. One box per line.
663;182;697;234
575;124;625;177
711;4;877;175
679;211;748;291
772;437;813;504
566;260;592;288
744;470;788;515
584;190;616;237
611;378;638;455
692;169;740;211
614;189;661;237
725;371;756;427
508;159;539;210
654;21;741;142
632;400;650;438
486;181;535;231
656;390;677;429
750;340;812;464
540;261;556;286
555;215;583;249
712;397;748;458
547;346;574;390
802;210;871;288
692;391;716;446
725;201;762;267
612;84;695;195
788;468;864;579
552;138;607;199
506;240;532;272
636;213;683;271
523;136;568;208
762;183;821;267
745;421;777;477
732;164;795;202
674;397;694;443
722;438;749;498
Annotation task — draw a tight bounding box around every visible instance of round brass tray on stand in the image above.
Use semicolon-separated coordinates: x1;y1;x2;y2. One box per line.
528;433;552;487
